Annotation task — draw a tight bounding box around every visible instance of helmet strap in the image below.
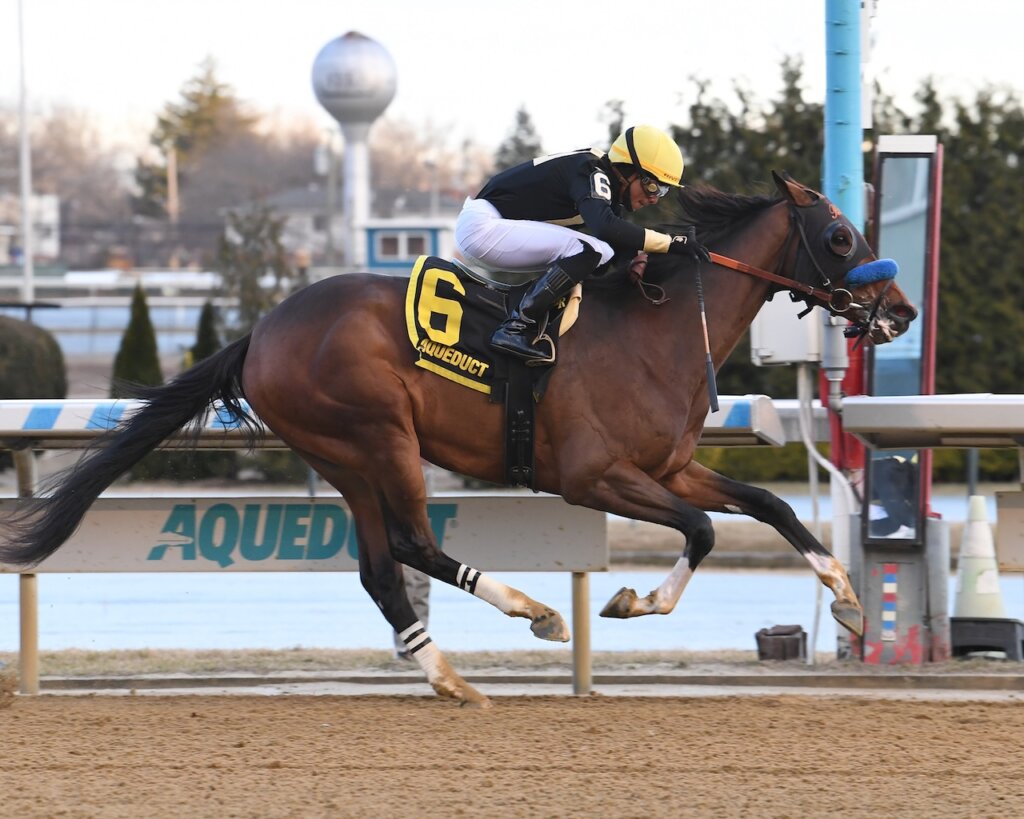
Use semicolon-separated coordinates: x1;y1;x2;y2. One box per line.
624;126;644;176
609;163;635;211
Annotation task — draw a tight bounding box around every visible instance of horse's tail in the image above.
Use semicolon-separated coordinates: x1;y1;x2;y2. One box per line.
0;333;258;568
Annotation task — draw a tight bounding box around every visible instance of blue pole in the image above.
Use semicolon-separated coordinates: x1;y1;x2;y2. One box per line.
822;1;864;659
824;0;863;230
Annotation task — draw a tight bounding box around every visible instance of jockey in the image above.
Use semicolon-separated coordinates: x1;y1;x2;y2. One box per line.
455;124;711;362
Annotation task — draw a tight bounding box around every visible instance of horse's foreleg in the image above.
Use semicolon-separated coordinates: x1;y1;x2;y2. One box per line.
670;461;864;636
560;461;713;619
601;556;696;618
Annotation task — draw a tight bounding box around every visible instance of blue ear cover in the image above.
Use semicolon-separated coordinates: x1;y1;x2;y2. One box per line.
846;258;898;286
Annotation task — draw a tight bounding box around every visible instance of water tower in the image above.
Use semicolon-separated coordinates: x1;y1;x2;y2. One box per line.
312;31;397;268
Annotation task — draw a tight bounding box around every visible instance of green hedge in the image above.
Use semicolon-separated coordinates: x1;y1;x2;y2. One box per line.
695;444;1018;483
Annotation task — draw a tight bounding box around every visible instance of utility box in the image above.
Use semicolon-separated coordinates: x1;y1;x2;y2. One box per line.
750;299;823;366
852;516;951;664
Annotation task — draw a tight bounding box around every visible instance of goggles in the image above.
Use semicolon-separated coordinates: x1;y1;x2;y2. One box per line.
639;174;670;199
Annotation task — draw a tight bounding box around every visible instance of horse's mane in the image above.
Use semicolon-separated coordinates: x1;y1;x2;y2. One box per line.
675;185;781;246
587;184;782;290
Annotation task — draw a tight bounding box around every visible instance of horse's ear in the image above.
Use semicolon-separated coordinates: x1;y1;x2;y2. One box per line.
772;170;816;206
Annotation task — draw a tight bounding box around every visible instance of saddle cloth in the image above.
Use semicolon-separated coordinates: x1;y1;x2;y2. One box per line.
404;255;580;396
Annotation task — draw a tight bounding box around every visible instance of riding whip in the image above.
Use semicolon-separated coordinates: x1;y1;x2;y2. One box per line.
695;265;720;413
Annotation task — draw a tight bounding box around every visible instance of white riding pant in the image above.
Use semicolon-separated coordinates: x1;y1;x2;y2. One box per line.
454;198;614;275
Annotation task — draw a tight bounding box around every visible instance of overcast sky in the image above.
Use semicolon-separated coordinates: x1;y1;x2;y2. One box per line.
2;0;1022;157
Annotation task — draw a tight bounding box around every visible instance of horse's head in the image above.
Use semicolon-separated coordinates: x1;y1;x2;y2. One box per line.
773;171;917;345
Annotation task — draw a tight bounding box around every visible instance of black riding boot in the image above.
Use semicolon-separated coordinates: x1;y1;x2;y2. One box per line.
490;249;600;362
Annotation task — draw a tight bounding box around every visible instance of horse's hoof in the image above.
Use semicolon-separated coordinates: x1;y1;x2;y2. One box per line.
531;609;571;642
432;679;492;708
459;685;493;709
831;601;864;636
600;587;639;618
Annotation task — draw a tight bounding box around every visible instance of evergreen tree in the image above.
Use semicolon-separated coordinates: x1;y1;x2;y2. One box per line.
190;301;221;363
670;58;822;198
133;58;255;218
215;209;303;481
216;206;293;336
493;107;544;172
874;80;1024;398
184;300;238;480
111;285;162;397
931;87;1024;396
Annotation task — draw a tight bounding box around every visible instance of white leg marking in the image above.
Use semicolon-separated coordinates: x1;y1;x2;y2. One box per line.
649;558;695;614
397;620;431;654
411;640;445;679
805;552;853;601
472;572;534;617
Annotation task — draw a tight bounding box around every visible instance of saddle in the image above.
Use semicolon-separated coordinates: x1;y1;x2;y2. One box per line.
405;255;578;487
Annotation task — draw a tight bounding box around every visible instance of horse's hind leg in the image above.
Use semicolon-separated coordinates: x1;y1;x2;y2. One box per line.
335;421;570;641
306;459;491;706
308;436;569;639
374;454;570;642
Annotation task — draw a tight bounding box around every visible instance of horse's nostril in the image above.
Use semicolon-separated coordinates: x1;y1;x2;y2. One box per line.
889;303;917;321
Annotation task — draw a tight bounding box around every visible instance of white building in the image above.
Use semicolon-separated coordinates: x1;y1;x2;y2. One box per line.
0;192;60;264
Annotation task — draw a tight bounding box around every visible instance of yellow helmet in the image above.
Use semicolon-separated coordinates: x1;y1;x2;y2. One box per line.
608;125;684;187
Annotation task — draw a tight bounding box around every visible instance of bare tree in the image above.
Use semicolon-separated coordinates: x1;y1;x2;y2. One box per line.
0;104;132;267
368;118;491;213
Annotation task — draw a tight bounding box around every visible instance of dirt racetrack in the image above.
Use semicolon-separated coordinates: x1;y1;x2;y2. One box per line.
3;694;1024;818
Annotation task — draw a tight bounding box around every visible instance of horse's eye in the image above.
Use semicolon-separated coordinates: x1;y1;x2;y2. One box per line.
824;223;855;258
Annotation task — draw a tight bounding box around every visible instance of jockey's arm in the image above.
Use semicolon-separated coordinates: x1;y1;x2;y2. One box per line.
577;196;675;254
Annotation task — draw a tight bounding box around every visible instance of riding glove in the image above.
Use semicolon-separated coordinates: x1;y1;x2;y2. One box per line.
667;226;711;263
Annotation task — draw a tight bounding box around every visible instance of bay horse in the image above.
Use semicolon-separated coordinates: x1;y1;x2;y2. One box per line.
0;172;916;707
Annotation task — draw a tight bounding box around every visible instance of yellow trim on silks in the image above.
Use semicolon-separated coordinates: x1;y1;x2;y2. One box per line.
643;228;672;254
405;255;429;348
558;283;582;336
414;358;492;394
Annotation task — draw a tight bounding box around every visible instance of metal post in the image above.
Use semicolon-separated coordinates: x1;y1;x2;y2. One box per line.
325;131;338;271
824;0;863;661
925;517;951;660
18;575;38;695
14;447;39;694
17;0;35;306
166;142;180;270
571;572;591;695
967;448;980;497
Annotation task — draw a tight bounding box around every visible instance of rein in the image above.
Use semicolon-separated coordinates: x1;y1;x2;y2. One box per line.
706;251;855;314
707;252;832;301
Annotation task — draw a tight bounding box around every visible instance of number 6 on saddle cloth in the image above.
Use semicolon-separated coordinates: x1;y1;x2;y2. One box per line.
404;255;579;487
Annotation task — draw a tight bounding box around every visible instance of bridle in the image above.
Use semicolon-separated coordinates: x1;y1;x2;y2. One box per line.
708;199;893;342
629;191;898;413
